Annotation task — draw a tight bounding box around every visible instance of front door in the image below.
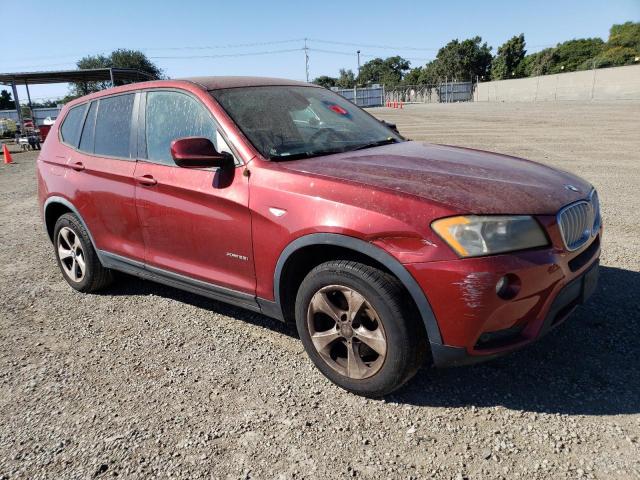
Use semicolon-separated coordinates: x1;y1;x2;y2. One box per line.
133;89;255;294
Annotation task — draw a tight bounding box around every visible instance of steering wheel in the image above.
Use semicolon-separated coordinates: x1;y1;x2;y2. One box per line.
308;127;350;145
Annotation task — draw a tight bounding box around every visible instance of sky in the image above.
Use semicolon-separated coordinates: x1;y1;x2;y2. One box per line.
2;0;639;102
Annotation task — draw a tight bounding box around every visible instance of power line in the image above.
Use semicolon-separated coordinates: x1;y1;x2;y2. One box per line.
142;38;306;51
149;48;302;60
308;38;440;52
308;48;433;63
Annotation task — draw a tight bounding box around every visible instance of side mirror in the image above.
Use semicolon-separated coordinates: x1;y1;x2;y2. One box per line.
380;120;400;134
170;137;233;168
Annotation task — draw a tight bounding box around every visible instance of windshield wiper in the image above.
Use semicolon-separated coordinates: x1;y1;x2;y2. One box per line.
269;138;400;161
269;148;345;161
349;138;399;152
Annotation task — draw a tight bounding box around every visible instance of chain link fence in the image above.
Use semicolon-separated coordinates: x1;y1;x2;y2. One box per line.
385;82;475;104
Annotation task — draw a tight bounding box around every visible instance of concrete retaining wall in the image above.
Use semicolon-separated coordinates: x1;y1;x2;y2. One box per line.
476;64;640;102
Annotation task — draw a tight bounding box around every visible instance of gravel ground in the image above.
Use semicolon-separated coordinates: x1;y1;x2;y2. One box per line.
1;101;639;479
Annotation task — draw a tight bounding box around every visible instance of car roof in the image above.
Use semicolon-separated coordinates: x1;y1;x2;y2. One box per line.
180;76;318;90
61;76;321;110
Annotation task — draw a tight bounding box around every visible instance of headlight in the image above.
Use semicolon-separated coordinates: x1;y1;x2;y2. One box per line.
431;215;548;258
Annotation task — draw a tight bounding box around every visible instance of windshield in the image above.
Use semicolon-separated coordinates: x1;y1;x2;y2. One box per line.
210;86;402;160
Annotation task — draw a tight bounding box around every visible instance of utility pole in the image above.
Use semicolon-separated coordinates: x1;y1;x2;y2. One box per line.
304;38;309;82
10;79;23;131
357;50;361;79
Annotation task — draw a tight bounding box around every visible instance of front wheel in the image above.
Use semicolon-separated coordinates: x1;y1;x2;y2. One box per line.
295;260;427;397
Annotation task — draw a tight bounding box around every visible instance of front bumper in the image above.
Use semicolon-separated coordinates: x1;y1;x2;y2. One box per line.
405;232;601;367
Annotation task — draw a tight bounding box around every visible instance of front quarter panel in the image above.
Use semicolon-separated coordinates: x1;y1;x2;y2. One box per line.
249;161;457;301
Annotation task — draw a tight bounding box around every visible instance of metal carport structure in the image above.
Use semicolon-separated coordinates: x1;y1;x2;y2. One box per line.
0;68;157;128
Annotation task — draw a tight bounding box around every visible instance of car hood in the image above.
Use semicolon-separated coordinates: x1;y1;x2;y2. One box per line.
277;141;592;215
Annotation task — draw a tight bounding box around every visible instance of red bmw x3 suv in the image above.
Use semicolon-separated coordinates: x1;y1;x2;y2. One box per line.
38;77;601;396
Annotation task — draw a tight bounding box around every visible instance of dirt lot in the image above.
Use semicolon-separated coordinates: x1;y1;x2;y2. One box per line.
1;101;639;479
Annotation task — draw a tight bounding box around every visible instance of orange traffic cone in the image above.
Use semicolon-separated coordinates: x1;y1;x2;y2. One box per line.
2;144;13;164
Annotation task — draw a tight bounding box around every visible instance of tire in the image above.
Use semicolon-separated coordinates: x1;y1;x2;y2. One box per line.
295;260;428;397
53;213;113;292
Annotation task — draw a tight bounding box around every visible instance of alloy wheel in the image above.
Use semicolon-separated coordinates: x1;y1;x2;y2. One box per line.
57;227;86;283
307;285;387;379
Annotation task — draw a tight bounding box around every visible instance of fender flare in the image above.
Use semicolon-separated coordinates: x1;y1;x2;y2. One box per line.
273;233;443;345
43;196;105;264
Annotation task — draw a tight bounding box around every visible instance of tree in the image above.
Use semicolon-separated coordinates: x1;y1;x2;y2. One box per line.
109;49;163;80
401;67;423;86
358;56;410;86
432;36;493;81
608;21;640;51
29;99;59;108
71;49;163;97
522;48;557;76
417;61;440;84
520;38;604;76
584;22;640;68
0;90;15;110
491;34;526;80
312;75;337;89
335;69;356;89
550;38;604;73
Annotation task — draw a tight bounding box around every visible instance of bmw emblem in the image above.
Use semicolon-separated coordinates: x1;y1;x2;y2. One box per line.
564;184;580;192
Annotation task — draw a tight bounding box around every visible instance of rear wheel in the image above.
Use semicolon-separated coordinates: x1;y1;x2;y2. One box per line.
295;260;427;397
53;213;113;292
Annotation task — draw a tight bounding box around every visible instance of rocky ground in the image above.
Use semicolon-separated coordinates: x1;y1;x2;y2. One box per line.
1;101;639;479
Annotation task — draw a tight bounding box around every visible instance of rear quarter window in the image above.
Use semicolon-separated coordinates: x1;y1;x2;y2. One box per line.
59;104;88;147
79;101;98;153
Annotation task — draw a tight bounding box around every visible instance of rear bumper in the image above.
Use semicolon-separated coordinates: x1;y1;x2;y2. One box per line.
404;232;601;367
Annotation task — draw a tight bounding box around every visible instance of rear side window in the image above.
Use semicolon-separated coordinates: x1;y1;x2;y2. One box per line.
94;94;135;158
145;91;217;165
79;101;98;153
60;104;87;147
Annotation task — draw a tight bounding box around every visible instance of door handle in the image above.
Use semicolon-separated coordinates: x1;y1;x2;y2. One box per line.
135;175;157;186
70;161;85;171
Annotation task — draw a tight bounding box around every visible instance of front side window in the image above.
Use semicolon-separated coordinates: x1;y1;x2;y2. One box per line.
94;94;135;158
210;86;401;160
145;91;218;165
60;104;88;147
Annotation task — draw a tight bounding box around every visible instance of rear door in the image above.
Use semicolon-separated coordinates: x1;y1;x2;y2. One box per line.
133;89;255;293
66;92;145;261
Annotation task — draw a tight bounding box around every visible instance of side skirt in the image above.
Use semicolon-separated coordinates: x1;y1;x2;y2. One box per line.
99;251;267;315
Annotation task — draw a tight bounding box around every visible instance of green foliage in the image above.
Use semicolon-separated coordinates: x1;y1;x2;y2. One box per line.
584;46;638;69
551;38;605;73
417;62;440;84
0;90;15;110
357;56;410;86
401;67;423;85
584;22;640;68
401;37;492;85
109;49;163;80
491;34;526;80
432;37;493;81
336;69;356;89
30;99;59;108
312;75;337;89
518;22;638;78
608;21;640;51
71;49;163;96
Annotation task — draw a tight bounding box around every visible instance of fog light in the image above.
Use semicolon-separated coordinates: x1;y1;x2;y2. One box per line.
496;274;520;300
